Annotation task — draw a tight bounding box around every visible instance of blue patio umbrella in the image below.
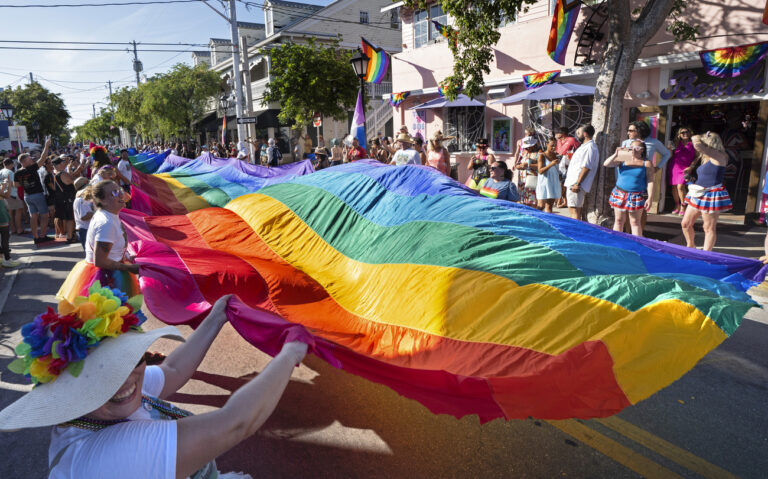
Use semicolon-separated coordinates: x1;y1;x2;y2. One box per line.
491;82;595;133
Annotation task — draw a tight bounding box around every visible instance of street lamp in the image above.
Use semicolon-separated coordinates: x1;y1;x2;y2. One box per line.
349;48;370;141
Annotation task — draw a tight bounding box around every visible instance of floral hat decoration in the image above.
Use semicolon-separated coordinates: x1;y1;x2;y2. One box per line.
8;282;146;385
0;284;184;431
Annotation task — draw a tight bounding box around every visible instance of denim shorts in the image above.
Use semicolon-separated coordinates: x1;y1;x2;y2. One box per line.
24;192;48;215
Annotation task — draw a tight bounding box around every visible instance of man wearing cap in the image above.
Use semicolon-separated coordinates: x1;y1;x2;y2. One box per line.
0;293;311;478
390;133;421;166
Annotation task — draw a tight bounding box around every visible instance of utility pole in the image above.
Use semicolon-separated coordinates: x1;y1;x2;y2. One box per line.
200;0;246;147
131;41;142;87
92;104;96;119
241;35;255;160
107;80;113;98
29;72;33;84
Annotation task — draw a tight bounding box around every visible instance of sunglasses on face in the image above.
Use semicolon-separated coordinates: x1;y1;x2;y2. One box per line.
632;146;645;152
110;189;123;198
680;131;690;135
627;129;637;132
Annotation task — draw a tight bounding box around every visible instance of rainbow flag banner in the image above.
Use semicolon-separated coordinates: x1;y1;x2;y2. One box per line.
700;42;768;78
128;152;315;216
547;0;581;65
523;70;561;89
389;91;410;107
361;37;390;84
438;81;462;98
432;20;451;39
122;161;764;421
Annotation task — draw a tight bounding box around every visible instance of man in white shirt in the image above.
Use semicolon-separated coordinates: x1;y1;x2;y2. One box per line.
389;133;421;166
564;124;600;221
117;150;133;193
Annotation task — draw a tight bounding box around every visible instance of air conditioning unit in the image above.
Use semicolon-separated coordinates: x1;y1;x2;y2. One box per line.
487;86;510;100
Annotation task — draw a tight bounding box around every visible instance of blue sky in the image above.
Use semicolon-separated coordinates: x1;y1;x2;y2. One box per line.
0;0;329;128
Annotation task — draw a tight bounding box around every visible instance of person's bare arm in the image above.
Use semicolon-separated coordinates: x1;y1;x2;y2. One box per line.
645;162;655;211
158;295;231;398
36;139;52;167
94;241;139;273
175;341;307;479
692;137;728;165
603;148;622;167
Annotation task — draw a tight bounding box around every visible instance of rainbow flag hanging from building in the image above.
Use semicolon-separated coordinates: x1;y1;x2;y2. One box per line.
432;20;450;39
361;37;390;84
546;0;581;65
699;42;768;78
523;70;561;89
389;91;410;107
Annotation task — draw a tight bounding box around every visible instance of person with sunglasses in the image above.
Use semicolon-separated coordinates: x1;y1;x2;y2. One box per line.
57;180;138;303
480;161;519;202
667;127;696;215
603;140;655;236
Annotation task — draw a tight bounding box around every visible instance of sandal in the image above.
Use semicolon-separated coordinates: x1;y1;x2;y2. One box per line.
671;208;680;215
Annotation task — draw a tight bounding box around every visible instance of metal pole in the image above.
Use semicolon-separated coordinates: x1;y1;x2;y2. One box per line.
92;104;96;119
132;41;141;87
228;0;246;146
240;35;255;161
108;80;113;98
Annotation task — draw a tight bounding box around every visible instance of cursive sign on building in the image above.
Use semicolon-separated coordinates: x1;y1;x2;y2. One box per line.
661;64;765;101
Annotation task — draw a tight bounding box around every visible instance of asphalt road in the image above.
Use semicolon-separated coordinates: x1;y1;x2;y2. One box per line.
0;215;766;478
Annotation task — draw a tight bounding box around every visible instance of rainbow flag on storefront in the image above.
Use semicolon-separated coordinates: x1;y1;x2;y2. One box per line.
699;42;768;78
547;0;581;65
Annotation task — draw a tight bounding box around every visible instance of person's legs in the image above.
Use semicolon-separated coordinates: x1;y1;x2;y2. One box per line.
77;227;88;250
54;217;63;238
65;220;75;241
701;211;720;251
566;189;584;220
0;225;10;261
543;199;555;213
11;207;22;234
671;184;681;213
680;206;701;248
40;212;49;239
613;207;626;232
677;184;687;214
29;212;39;239
628;209;644;236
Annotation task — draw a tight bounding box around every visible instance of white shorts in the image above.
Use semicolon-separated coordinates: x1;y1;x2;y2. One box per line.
566;189;586;208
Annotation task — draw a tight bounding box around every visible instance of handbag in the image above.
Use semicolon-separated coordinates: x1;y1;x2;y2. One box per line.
524;173;538;190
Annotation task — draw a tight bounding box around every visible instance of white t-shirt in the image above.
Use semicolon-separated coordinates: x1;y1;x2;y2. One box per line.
117;159;132;184
86;209;126;263
73;197;94;229
391;149;421;166
564;140;600;192
48;366;177;479
0;168;16;198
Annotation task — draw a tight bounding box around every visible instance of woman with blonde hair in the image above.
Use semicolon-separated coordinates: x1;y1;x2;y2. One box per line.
427;131;451;175
680;132;731;251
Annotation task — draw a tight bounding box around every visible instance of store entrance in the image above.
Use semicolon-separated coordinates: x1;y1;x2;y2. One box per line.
668;101;760;214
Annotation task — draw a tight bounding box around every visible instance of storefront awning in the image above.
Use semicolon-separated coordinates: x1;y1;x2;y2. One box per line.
408;94;485;110
492;82;594;104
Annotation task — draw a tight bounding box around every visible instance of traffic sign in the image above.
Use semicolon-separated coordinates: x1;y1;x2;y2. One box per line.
237;117;258;124
312;112;322;127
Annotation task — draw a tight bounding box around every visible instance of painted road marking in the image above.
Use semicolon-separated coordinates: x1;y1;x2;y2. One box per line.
547;420;684;479
595;416;739;479
548;418;740;479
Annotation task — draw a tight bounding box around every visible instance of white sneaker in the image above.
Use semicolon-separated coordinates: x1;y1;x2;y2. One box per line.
1;259;20;268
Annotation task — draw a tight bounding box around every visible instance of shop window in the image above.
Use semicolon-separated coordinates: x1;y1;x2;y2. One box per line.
360;11;369;24
414;5;448;48
390;9;400;29
443;106;486;152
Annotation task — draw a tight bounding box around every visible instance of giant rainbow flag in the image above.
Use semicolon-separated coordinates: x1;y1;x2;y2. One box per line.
129;152;315;216
121;161;763;420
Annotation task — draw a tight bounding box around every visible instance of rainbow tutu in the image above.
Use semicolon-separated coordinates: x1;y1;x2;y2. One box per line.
57;260;140;303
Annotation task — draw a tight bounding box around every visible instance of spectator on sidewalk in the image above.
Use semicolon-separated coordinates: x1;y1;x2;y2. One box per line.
266;138;282;167
346;137;367;162
117;149;133;194
390;133;420;166
53;156;85;244
15;139;52;244
73;178;94;251
0;158;24;234
0;180;20;268
564;124;599;221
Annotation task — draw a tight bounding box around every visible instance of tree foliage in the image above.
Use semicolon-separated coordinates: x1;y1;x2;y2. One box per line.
72;108;116;144
261;39;359;127
107;63;222;140
0;82;70;143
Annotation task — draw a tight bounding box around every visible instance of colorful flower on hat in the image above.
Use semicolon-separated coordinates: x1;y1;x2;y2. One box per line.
7;282;146;385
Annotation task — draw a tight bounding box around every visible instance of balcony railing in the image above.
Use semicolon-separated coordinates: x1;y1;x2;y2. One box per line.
366;81;392;98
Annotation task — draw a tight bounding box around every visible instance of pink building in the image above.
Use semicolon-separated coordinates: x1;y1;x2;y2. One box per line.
384;0;768;220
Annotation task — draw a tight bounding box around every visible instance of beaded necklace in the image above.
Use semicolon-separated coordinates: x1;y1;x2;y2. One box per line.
60;395;191;432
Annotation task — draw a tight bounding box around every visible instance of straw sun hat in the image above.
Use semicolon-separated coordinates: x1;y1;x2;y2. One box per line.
0;284;184;431
396;132;413;144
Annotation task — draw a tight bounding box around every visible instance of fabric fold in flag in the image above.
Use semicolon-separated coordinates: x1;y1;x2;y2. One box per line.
122;161;765;421
547;0;581;65
361;37;390;84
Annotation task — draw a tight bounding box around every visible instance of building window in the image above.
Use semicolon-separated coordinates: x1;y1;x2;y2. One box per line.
414;5;448;48
360;11;369;24
390;9;400;29
444;106;485;152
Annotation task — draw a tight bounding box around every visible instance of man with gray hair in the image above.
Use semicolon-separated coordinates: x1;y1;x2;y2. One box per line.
14;138;52;244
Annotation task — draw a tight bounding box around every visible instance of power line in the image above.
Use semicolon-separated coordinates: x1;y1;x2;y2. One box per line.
0;1;200;7
0;46;234;52
0;39;212;47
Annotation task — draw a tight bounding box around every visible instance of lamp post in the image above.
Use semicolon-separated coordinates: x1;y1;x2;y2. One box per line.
32;120;39;144
349;48;370;142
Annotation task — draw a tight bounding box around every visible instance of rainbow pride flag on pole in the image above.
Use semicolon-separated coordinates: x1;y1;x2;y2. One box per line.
547;0;581;65
361;37;390;84
389;91;410;107
699;42;768;78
